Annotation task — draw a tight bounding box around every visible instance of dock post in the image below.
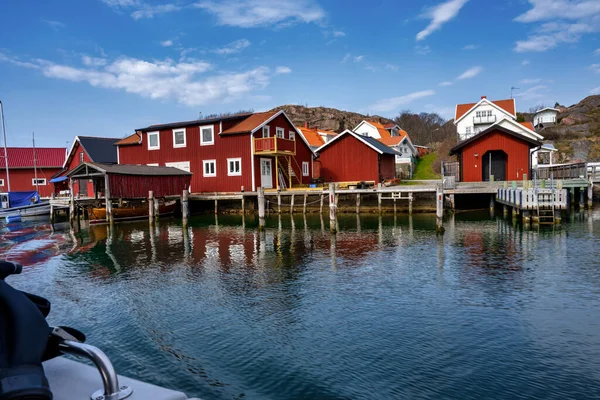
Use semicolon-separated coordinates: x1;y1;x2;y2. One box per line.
118;198;123;208
436;183;444;234
320;193;324;214
303;193;307;214
329;183;337;234
214;199;218;215
489;195;495;213
377;183;382;214
503;205;508;216
258;187;266;231
449;194;455;210
277;193;282;214
579;187;585;210
69;179;75;227
148;191;155;225
104;175;113;225
589;178;594;208
569;187;575;213
409;192;413;215
523;210;531;225
393;197;397;214
356;193;360;214
241;194;245;214
182;189;189;227
290;194;295;214
50;193;55;226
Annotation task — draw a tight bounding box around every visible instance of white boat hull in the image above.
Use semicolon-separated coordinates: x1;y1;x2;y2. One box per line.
0;203;51;219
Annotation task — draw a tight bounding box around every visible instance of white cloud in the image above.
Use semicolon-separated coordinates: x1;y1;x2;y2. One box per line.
333;31;346;37
522;60;530;65
520;78;542;84
462;44;478;50
0;52;275;106
82;55;108;67
595;48;600;55
341;53;351;63
193;0;325;28
384;64;399;72
213;39;251;55
275;66;292;74
160;40;174;47
591;86;600;94
415;45;431;55
43;20;66;30
456;66;482;80
590;63;600;73
101;0;140;7
514;0;600;52
353;55;364;63
416;0;469;41
514;85;548;100
439;81;453;86
369;90;436;113
131;3;181;19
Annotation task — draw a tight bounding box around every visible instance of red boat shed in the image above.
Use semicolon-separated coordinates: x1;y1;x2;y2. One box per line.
0;147;66;197
315;130;398;184
450;123;543;182
116;110;314;192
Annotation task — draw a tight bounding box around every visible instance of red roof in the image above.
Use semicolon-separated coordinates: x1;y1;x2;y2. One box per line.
298;127;325;147
366;121;409;146
0;147;66;169
221;111;278;135
115;133;141;146
455;98;516;121
519;121;534;131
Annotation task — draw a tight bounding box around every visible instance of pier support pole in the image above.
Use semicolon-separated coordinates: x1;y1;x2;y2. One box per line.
503;205;508;216
329;183;337;234
449;194;455;210
104;175;113;225
182;189;189;227
356;193;360;214
69;179;75;227
377;183;382;214
489;195;495;214
241;194;245;214
409;192;413;215
569;187;575;212
436;183;444;234
290;194;295;214
277;193;282;214
579;187;585;210
50;193;55;226
149;191;155;225
258;187;266;231
320;193;324;214
393;197;397;215
214;199;218;215
303;193;307;214
523;210;531;225
589;178;594;208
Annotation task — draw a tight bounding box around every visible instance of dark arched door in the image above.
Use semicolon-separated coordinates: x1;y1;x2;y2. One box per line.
482;150;507;181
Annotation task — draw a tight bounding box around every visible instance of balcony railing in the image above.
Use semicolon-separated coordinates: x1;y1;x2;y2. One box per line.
473;115;496;125
254;137;296;155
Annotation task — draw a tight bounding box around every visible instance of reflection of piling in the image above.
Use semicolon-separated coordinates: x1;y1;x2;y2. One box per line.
154;196;160;223
290;194;295;214
182;189;189;227
148;190;155;225
258;187;266;230
436;183;444;234
588;178;594;208
303;193;307;214
377;183;382;214
329;183;337;234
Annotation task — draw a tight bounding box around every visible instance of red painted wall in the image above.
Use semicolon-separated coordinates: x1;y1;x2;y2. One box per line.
119;114;314;192
0;168;62;197
65;142;94;196
459;129;532;182
318;134;391;183
109;174;192;198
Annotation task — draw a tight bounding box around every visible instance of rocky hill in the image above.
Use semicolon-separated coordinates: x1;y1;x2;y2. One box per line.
537;95;600;162
270;105;395;132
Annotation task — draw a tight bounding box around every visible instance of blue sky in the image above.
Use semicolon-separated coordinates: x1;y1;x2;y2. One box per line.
0;0;599;147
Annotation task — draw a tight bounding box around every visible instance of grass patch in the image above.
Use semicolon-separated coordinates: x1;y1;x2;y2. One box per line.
411;153;441;180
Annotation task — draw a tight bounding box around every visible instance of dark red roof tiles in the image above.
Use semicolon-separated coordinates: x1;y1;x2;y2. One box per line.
0;147;66;168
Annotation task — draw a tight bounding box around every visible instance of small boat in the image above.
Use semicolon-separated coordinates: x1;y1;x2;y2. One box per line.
0;191;50;222
89;200;177;224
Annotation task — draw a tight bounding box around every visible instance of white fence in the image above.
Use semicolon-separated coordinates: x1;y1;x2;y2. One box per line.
497;187;568;210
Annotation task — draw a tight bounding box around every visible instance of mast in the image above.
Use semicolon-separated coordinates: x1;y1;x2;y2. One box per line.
0;101;10;191
33;132;39;193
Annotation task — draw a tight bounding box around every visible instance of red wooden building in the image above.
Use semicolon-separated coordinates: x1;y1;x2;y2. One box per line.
0;147;66;197
58;136;121;196
315;130;398;184
116;110;314;192
450;124;543;182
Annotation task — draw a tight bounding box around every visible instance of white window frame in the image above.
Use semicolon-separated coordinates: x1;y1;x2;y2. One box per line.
148;131;160;150
289;130;295;141
262;125;270;138
172;128;187;148
227;157;242;176
147;163;159;166
79;152;84;163
486;110;493;117
32;178;47;186
302;161;309;177
200;125;214;146
203;159;216;177
465;126;472;134
0;179;4;186
276;127;284;139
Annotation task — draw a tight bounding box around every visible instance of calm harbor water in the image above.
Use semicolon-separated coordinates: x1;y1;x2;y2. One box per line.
2;211;600;399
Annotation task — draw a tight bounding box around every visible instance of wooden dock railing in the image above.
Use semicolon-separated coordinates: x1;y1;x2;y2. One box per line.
535;162;587;180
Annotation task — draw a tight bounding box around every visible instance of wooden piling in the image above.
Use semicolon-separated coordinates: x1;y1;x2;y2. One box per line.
356;193;360;214
241;194;245;214
589;178;594;208
277;193;282;214
290;194;295;214
154;197;160;222
329;183;336;234
118;198;123;207
149;191;155;224
69;179;75;227
393;197;397;214
489;195;495;213
436;183;444;234
303;193;307;214
182;189;189;227
449;194;455;210
104;175;113;225
377;183;382;214
409;192;413;215
258;187;266;230
214;199;218;215
320;193;324;214
579;187;585;209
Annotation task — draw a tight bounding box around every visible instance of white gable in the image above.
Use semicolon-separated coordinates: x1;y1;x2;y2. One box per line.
496;117;544;141
353;121;381;139
455;98;517;141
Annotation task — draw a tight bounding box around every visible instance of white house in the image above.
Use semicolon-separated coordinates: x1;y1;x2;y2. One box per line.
533;108;559;129
353;120;417;177
454;96;517;141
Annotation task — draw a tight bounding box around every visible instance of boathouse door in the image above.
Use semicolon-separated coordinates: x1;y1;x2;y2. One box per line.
260;158;273;189
482;150;507;181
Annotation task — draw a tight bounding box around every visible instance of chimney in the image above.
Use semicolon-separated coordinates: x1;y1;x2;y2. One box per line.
481;96;487;99
304;121;309;129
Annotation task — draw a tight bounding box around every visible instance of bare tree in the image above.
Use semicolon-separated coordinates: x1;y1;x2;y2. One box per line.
528;104;546;114
394;110;453;146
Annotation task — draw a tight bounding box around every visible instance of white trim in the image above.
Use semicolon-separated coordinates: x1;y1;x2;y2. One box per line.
276;127;285;139
289;130;295;141
302;161;309;177
32;178;47;186
63;136;80;168
495;117;544;140
219;121;222;134
202;159;216;177
200;125;214;146
454;98;516;124
353;120;376;132
315;129;385;155
250;135;256;191
147;163;159;166
116;146;120;164
172;128;187;148
147;131;160;150
0;179;4;186
534;107;559;115
244;110;313;154
227;157;242;176
259;157;273;189
250;110;284;134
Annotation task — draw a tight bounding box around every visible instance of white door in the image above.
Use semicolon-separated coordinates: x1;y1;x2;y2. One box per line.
260;158;272;189
165;161;191;191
